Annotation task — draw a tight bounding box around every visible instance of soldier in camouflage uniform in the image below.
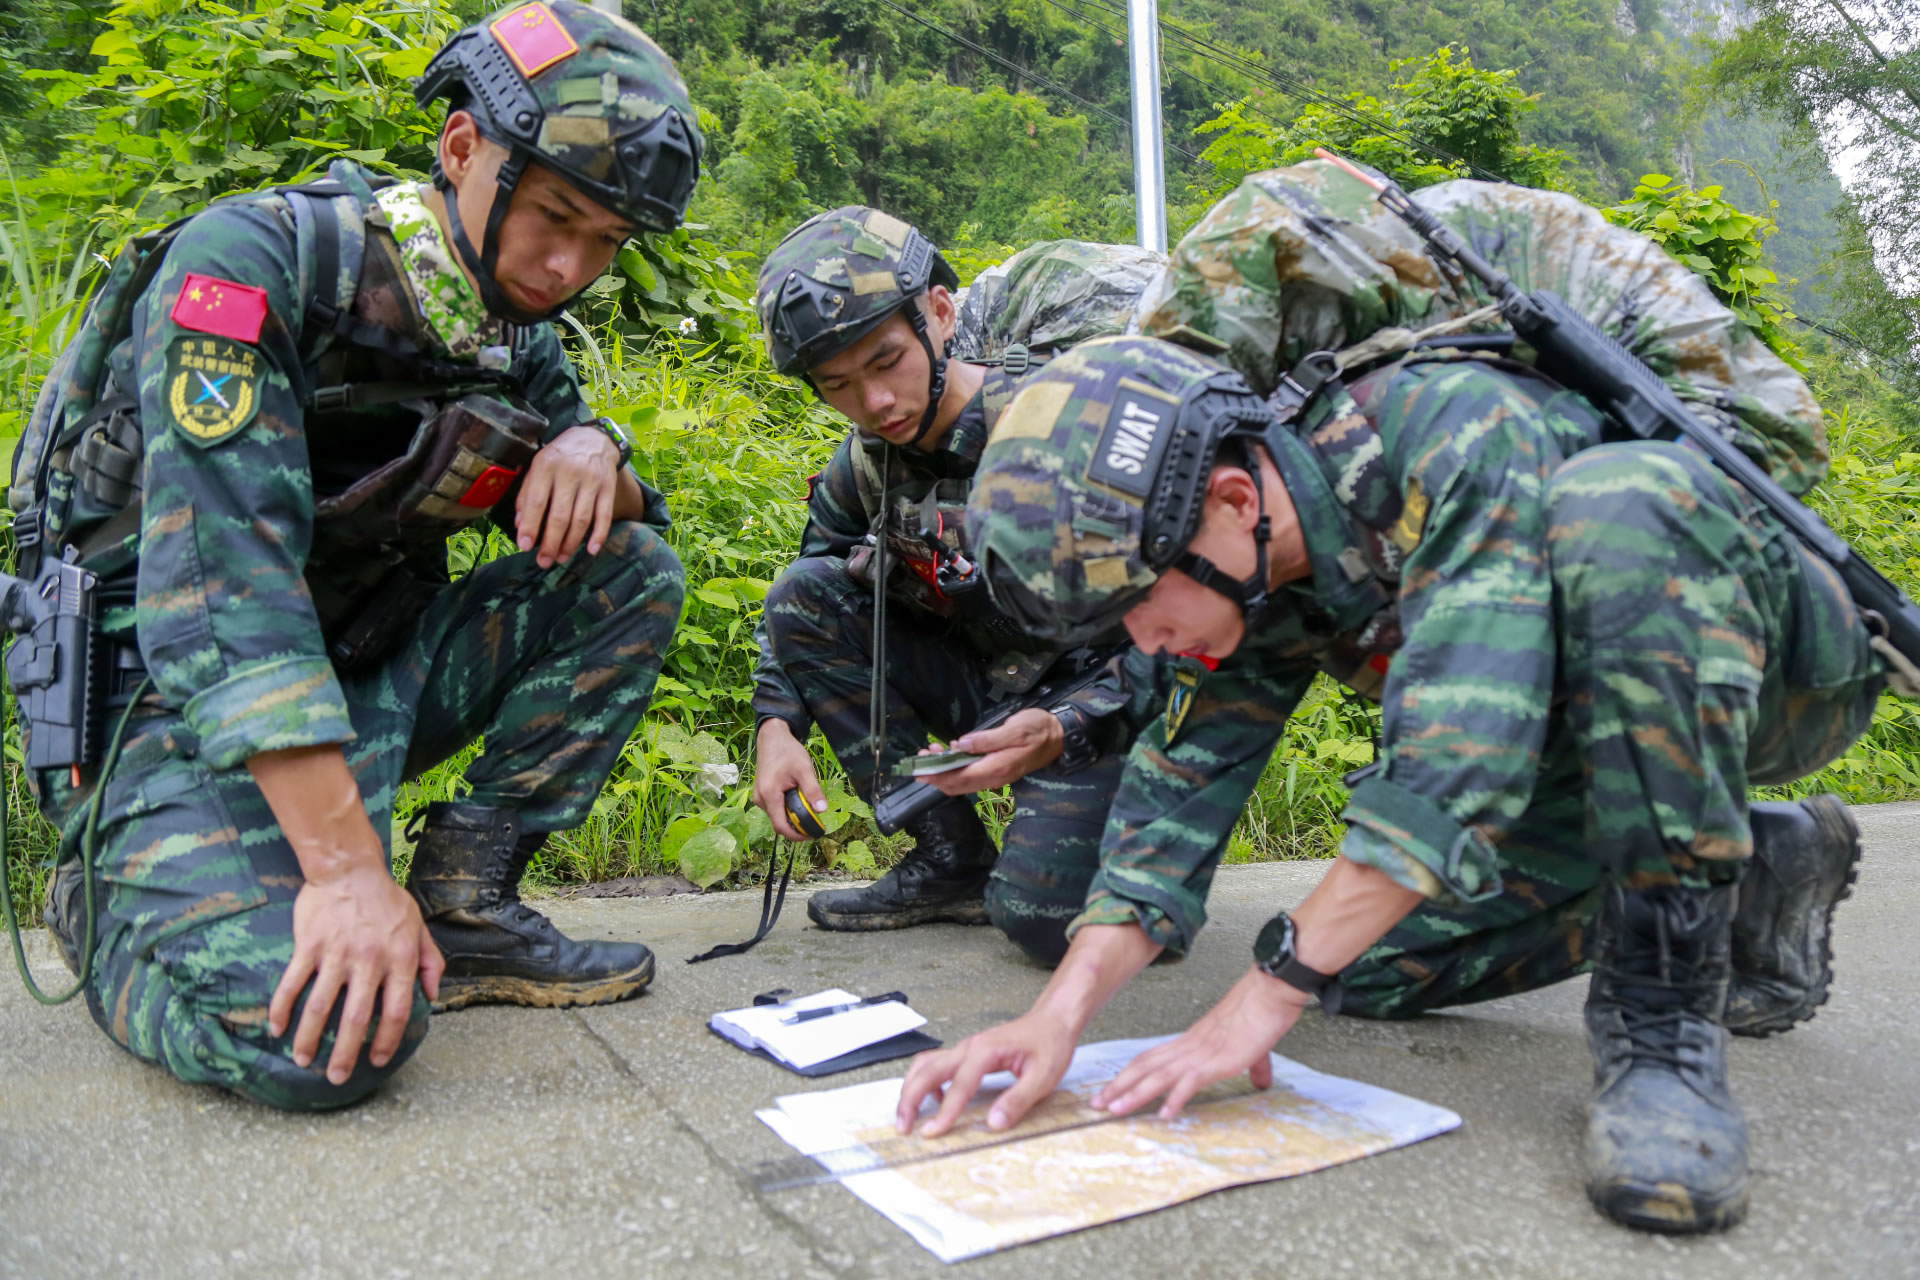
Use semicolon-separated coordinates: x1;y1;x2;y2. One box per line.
899;161;1880;1236
25;2;703;1110
750;209;1160;956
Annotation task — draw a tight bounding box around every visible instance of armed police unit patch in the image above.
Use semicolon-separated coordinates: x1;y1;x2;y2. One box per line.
165;272;269;446
165;337;263;446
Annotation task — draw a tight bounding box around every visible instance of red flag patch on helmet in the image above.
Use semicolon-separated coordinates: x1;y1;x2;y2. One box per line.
490;2;579;79
170;273;269;345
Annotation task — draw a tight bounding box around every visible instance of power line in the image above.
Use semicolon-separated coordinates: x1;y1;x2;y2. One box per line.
868;0;1204;166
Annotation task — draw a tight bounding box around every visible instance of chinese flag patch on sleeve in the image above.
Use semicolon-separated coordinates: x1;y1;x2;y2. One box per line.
170;273;270;345
490;3;579;79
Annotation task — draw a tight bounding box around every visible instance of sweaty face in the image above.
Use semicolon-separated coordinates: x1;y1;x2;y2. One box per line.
454;141;635;315
810;293;960;445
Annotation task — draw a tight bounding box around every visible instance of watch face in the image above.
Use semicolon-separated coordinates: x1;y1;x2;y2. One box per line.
1253;912;1296;972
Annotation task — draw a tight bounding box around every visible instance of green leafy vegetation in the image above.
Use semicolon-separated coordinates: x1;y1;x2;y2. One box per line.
4;0;1920;926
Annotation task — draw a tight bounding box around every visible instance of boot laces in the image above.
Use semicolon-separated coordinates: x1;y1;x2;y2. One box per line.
1606;899;1718;1071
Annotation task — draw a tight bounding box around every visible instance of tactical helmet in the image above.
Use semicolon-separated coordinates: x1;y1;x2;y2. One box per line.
757;206;961;444
965;335;1280;646
417;0;704;323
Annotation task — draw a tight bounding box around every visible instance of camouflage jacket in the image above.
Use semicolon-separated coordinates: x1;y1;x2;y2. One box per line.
751;367;1138;736
121;163;663;770
1069;355;1614;952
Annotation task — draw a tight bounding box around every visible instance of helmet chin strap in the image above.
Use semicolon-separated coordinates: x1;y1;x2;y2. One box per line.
902;302;950;447
1171;446;1273;627
435;147;573;327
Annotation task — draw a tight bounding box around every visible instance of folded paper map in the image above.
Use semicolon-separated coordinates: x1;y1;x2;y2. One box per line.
756;1035;1461;1262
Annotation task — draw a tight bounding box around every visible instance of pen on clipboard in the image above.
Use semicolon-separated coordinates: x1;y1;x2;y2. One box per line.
780;991;909;1024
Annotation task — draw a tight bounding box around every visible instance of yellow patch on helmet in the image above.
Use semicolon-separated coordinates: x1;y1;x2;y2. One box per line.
864;210;911;248
990;381;1075;443
1083;556;1134;590
850;270;896;295
541;115;611;147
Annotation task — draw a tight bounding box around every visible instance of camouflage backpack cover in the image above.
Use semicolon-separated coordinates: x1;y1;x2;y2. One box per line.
1133;159;1827;496
951;239;1165;368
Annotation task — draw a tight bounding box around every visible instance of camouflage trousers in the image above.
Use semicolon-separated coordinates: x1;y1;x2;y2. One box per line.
1339;441;1883;1018
39;520;684;1109
762;556;1144;963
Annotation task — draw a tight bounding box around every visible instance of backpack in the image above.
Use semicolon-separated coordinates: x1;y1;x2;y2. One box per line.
951;239;1166;372
10;161;403;579
1134;162;1829;497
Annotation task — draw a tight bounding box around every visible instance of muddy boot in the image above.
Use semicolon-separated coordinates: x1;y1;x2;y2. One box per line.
407;802;654;1011
1725;795;1861;1037
806;798;996;931
1583;881;1748;1234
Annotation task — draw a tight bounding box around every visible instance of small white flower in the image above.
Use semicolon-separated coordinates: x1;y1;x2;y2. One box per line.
695;761;740;798
677;316;699;335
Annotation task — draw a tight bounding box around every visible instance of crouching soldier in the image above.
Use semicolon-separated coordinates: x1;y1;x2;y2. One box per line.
902;156;1882;1233
748;209;1160;959
11;2;703;1108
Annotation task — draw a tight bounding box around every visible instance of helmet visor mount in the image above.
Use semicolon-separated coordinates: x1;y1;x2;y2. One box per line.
1134;378;1281;628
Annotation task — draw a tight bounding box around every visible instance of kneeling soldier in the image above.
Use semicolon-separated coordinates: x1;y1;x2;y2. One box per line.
20;2;703;1109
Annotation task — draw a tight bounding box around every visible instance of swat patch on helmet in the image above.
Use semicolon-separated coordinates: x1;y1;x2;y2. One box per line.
164;336;263;447
1086;377;1180;499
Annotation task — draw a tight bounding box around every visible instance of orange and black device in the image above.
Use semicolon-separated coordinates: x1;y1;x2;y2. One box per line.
782;788;828;840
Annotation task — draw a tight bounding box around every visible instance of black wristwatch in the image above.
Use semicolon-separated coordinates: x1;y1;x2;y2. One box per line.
1252;911;1343;1014
1050;703;1098;774
584;415;633;470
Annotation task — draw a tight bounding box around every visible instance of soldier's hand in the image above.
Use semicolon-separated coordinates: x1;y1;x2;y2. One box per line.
1092;966;1308;1120
269;865;446;1087
517;424;623;569
923;708;1064;795
895;1012;1077;1137
754;718;827;841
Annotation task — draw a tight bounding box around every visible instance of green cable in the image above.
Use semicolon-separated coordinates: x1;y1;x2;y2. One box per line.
1;677;152;1006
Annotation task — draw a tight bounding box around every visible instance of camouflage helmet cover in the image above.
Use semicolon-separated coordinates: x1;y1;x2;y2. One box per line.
418;1;704;234
965;335;1276;646
757;206;960;375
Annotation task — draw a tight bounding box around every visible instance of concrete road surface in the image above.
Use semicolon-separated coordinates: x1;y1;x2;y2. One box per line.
4;804;1916;1279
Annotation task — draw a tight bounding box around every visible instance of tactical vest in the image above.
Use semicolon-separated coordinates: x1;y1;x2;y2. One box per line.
845;368;1058;693
13;161;546;643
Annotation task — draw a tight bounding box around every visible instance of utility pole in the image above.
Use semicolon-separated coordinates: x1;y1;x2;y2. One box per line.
1125;0;1168;254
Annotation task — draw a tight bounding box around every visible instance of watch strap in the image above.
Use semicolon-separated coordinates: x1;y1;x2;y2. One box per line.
1049;703;1098;775
585;415;633;470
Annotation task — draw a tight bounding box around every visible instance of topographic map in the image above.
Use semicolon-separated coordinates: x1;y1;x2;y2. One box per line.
757;1036;1461;1261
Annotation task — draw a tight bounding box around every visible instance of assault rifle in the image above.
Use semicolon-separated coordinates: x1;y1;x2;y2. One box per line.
1316;148;1920;690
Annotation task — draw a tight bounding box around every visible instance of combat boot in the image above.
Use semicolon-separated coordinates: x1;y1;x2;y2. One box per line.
1725;795;1861;1037
407;802;655;1011
1583;881;1748;1234
806;797;996;930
